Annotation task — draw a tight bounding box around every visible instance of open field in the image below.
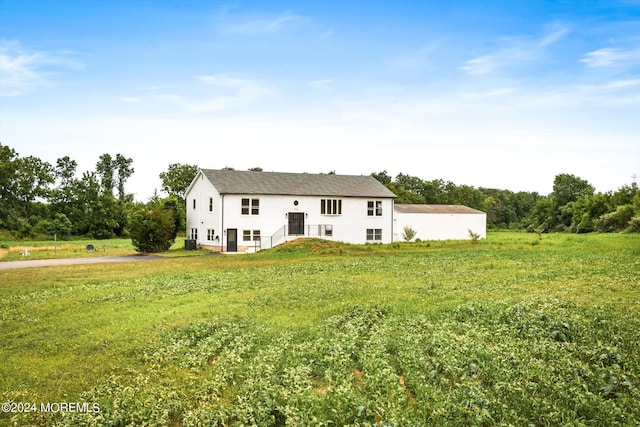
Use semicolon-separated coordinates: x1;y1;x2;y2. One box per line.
1;232;639;426
0;237;207;261
0;238;136;261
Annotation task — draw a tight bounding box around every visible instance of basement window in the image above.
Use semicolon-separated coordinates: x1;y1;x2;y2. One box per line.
366;228;382;241
243;230;261;241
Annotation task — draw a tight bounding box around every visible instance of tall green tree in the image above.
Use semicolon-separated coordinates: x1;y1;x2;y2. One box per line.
0;143;19;228
115;154;134;201
422;179;445;203
552;174;594;207
569;193;609;233
159;163;198;202
609;183;639;210
371;170;392;185
50;156;78;220
68;172;111;237
13;156;54;210
96;153;115;194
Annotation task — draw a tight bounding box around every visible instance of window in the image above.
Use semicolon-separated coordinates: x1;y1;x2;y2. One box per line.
242;198;260;215
368;200;383;216
366;228;382;241
207;229;215;241
190;228;198;240
192;199;196;210
243;230;261;241
325;225;333;236
209;197;213;212
321;199;342;215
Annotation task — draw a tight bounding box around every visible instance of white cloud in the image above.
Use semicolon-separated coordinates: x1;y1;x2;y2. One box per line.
117;96;141;103
580;79;640;91
460;44;538;76
460;25;570;76
539;26;569;46
460;56;496;75
0;42;48;96
580;46;640;68
0;41;84;96
223;12;299;35
308;79;333;92
156;74;272;112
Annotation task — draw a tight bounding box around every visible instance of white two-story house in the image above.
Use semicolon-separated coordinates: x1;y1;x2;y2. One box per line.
185;169;397;252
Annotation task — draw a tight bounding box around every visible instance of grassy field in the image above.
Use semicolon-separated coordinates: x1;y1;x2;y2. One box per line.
1;232;639;426
0;237;207;261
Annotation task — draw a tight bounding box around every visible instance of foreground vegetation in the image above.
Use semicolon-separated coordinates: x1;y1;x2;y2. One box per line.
1;233;639;426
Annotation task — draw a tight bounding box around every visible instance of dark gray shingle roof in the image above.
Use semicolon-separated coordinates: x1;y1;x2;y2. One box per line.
394;204;485;214
201;169;396;198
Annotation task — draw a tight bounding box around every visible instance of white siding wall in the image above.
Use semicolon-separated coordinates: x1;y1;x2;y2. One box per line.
394;212;487;241
185;172;223;249
221;195;394;250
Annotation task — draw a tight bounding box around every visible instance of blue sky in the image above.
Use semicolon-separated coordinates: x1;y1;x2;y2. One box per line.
1;0;639;200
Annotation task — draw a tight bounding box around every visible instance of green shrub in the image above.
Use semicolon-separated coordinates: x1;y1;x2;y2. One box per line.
402;226;417;242
127;199;176;253
625;216;640;233
596;205;635;232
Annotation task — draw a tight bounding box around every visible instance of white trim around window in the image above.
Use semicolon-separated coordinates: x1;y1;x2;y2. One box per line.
366;228;382;241
321;199;342;215
367;200;383;216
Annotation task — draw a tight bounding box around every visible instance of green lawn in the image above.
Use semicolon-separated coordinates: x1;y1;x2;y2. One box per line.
0;237;206;261
1;232;639;426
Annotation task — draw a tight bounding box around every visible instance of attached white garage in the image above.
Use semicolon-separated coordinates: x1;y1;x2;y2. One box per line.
394;204;487;241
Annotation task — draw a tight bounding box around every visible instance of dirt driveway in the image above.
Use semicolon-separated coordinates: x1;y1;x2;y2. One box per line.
0;254;163;271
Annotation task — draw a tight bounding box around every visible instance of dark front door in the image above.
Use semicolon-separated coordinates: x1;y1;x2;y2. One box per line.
227;228;237;252
288;212;305;235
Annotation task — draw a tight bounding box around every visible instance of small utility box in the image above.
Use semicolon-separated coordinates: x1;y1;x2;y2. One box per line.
184;239;197;250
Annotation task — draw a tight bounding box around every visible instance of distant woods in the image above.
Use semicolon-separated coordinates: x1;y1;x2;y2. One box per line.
0;142;196;241
371;171;640;233
1;141;638;240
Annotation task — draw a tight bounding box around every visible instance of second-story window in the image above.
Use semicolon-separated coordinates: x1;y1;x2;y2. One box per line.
242;198;260;215
368;200;383;216
321;199;342;215
209;197;213;212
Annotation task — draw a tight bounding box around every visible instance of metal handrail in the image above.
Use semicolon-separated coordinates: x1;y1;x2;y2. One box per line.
258;224;334;251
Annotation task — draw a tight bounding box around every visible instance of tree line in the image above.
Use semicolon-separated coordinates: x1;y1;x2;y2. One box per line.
2;142;638;243
0;143;198;247
372;171;640;233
